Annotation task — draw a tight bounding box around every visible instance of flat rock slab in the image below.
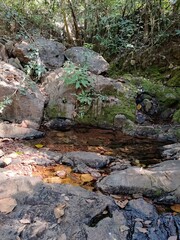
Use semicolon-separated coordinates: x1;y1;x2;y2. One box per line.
97;160;180;203
0;173;179;240
0;122;44;139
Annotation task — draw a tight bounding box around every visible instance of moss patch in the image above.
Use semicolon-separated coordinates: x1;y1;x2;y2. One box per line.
167;68;180;87
173;109;180;123
45;104;66;119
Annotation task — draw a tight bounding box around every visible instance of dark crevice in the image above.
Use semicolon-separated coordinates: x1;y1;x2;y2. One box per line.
88;206;112;227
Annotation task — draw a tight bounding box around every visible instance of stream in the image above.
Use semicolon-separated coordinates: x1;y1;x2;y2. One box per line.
24;127;170;190
0;127;179;240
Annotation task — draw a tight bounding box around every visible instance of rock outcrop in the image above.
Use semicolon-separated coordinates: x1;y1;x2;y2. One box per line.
0;61;45;128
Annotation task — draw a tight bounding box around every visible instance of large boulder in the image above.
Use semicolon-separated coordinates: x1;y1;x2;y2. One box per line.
97;160;180;203
0;122;44;139
0;61;45;127
42;68;135;126
65;47;109;74
13;38;66;69
42;68;76;119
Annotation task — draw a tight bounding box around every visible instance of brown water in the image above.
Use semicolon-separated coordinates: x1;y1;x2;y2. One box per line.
29;127;167;167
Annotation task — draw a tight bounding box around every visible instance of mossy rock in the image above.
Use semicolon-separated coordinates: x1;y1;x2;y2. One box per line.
166;68;180;87
45;104;66;119
173;109;180;123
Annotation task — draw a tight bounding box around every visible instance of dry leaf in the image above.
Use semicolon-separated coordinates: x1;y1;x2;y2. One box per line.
120;225;129;232
0;197;17;214
170;204;180;213
35;144;44;149
19;219;31;224
81;174;93;183
54;203;66;219
115;199;129;209
44;177;62;184
168;236;177;240
136;227;148;233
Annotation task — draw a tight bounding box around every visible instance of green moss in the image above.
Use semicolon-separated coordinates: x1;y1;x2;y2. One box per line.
45;104;66;119
173;109;180;123
144;66;165;81
107;62;124;78
175;128;180;141
167;68;180;87
77;96;135;126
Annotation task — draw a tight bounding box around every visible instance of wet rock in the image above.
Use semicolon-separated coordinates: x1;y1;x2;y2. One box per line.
61;151;115;172
162;143;180;161
0;61;45;127
45;118;75;131
134;124;180;142
65;47;109;74
135;92;159;124
97;160;180;203
0;122;44;139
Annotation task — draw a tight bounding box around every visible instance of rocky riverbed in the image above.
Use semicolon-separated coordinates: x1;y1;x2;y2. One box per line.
0;129;179;240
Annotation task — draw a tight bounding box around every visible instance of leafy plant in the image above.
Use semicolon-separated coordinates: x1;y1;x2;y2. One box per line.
24;48;46;81
63;61;105;117
0;96;13;114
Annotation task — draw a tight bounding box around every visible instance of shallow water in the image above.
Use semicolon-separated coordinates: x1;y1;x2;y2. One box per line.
29;127;168;167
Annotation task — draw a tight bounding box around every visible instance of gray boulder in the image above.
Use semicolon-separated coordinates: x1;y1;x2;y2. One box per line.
42;68;131;124
97;160;180;203
0;61;45;127
61;151;115;173
0;122;44;139
13;38;66;69
65;47;109;74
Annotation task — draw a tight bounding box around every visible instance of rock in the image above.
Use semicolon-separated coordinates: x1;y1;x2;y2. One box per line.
97;160;180;203
34;38;66;70
0;171;179;239
0;149;4;157
61;151;114;172
126;198;158;220
42;68;133;124
0;122;44;139
42;68;76;119
45;118;75;131
0;43;8;62
0;197;17;214
114;114;135;133
0;156;11;167
13;38;66;69
0;61;45;127
162;143;180;161
65;47;109;74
